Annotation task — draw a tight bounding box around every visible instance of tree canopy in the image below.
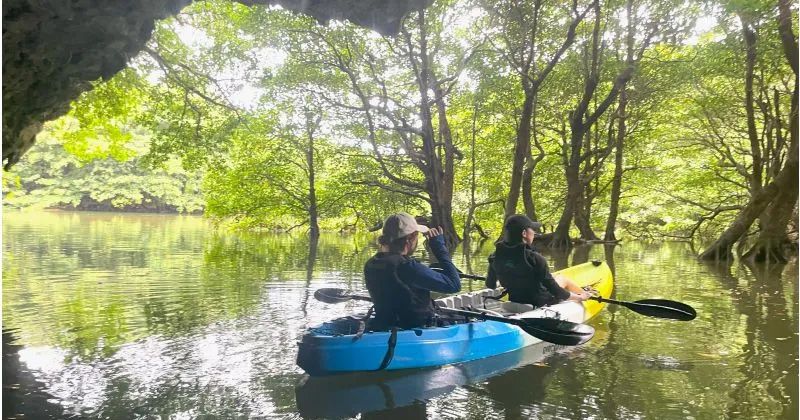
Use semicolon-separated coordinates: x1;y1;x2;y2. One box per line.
3;0;797;260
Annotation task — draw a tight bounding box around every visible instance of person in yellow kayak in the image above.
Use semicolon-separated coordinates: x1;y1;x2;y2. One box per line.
485;214;592;306
364;212;462;329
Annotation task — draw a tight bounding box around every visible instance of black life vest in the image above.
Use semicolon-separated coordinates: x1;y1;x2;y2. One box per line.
364;252;434;329
489;242;561;307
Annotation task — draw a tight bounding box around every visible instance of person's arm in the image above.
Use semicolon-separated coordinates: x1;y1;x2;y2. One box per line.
530;252;571;301
398;231;460;293
399;259;461;293
485;255;498;289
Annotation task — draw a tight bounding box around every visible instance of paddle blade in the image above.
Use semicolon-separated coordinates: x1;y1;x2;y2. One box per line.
632;299;697;321
518;317;595;346
314;288;372;304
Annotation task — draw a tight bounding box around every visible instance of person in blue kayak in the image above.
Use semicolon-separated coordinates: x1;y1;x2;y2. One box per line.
485;214;592;307
364;212;461;329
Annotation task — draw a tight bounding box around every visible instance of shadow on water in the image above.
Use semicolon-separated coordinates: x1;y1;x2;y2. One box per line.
2;329;77;419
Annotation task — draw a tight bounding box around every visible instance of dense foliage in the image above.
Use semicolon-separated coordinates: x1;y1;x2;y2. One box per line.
3;118;204;214
3;0;797;259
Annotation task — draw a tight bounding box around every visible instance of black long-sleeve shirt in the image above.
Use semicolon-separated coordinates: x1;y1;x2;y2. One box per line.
485;242;569;306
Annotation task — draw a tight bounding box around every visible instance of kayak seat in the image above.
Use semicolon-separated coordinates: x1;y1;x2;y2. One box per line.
500;301;535;314
435;289;505;309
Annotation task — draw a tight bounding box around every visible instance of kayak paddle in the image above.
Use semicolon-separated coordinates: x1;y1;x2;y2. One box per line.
436;306;594;346
313;287;595;346
589;296;697;321
430;268;697;321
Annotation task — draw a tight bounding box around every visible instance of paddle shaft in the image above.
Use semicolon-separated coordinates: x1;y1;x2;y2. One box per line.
438;306;525;326
592;296;634;307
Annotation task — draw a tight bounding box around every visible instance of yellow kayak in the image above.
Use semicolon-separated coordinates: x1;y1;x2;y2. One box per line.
555;260;614;321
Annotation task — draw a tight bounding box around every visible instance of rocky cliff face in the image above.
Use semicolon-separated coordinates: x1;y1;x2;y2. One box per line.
2;0;429;169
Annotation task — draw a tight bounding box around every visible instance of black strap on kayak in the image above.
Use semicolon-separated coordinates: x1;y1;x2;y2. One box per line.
352;306;374;342
376;327;398;370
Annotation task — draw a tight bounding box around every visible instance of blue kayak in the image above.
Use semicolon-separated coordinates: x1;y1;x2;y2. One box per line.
297;261;613;376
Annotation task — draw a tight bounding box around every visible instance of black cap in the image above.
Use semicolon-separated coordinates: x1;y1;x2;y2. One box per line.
504;214;542;234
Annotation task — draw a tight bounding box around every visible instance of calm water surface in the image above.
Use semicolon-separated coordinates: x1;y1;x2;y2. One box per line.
2;211;797;419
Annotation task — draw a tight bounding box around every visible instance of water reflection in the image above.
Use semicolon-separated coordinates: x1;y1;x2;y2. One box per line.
711;261;799;419
294;339;578;419
604;244;618;275
2;211;797;419
299;237;319;318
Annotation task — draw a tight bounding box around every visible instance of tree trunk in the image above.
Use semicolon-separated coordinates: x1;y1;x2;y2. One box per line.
604;0;636;242
465;101;479;240
423;160;458;248
575;181;599;240
742;0;800;262
698;192;777;261
743;185;798;262
605;89;627;242
700;140;798;260
552;139;581;248
576;120;602;241
417;9;459;247
572;244;591;265
740;13;764;193
777;0;799;78
704;3;798;262
305;114;320;239
500;0;590;236
562;0;639;246
430;190;459;248
521;151;537;222
432;89;459;246
522;95;544;222
552;0;615;249
505;91;535;219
